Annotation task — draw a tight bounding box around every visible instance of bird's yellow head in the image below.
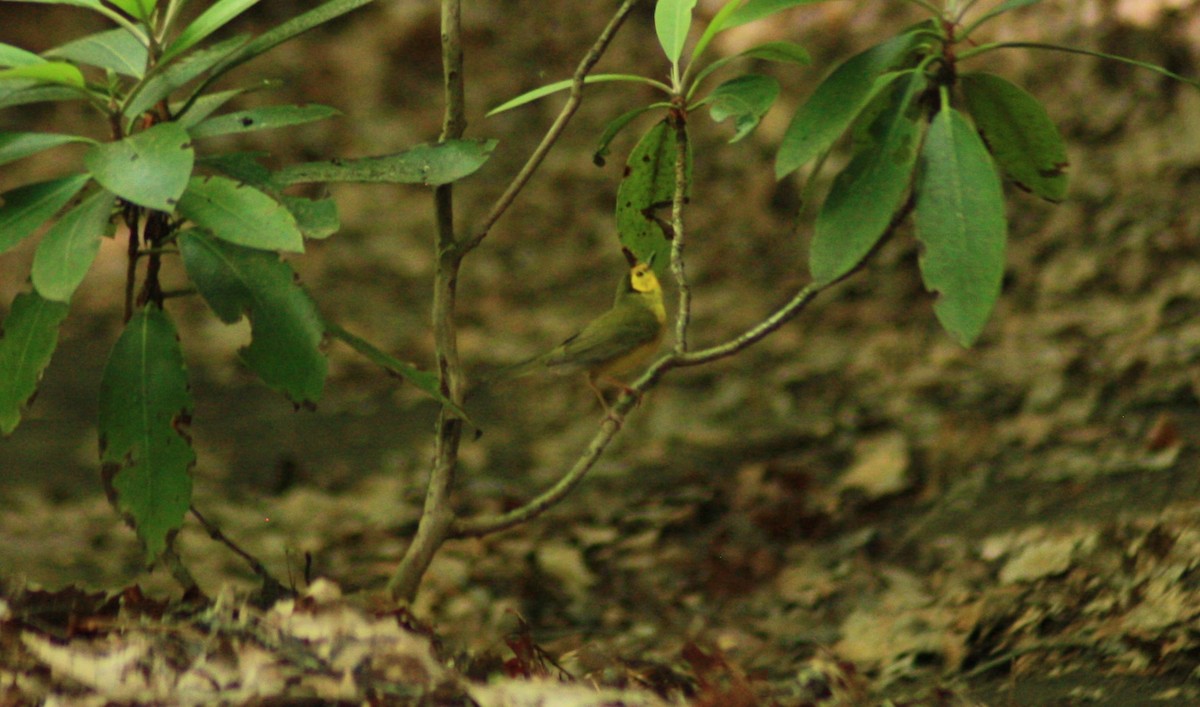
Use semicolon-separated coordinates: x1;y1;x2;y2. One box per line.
628;262;661;294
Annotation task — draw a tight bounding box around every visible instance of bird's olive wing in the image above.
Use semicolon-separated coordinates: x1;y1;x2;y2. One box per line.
543;306;660;369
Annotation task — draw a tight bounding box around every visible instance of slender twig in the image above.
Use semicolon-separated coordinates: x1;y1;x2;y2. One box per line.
190;505;289;598
668;108;691;353
387;0;467;603
459;0;644;255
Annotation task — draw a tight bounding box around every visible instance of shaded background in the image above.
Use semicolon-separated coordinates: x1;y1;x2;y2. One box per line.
3;0;1200;702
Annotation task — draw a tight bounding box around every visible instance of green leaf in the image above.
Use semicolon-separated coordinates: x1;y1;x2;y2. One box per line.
177;176;304;252
178;230;327;404
705;73;779;142
616;120;692;272
593;104;663;167
272;139;497;187
741;41;811;65
197;151;272;185
0;42;44;67
31;189;114;302
0;292;70;436
83;122;194;211
107;0;156;21
810;71;925;285
486;74;666;117
689;0;745;66
914;108;1007;347
192;0;373;94
0;132;95;167
45;27;149;78
99;305;195;563
0;62;86;88
124;34;249;118
188;104;340;139
0;174;91;254
727;0;832;28
656;0;697;67
160;0;261;65
326;323;474;424
960;72;1068;202
174;86;253;127
775;31;922;179
282;195;339;239
0;84;83;110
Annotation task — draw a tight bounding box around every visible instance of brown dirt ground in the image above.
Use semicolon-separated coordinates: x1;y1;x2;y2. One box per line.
3;0;1200;704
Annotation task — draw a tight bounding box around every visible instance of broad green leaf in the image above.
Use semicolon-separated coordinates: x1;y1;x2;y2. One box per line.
705;73;779;142
326;323;473;423
914;108;1007;346
83;122;193;211
960;72;1068;202
0;132;95;167
0;292;70;436
690;0;745;65
0;84;82;109
810;71;925;285
742;41;811;65
0;174;91;254
0;42;43;67
272;139;497;187
160;0;261;65
487;74;665;117
594;104;663;167
178;230;327;404
46;27;149;78
727;0;831;28
188;104;340;139
197;151;272;185
177;176;304;252
194;0;373;93
31;189;114;302
775;31;922;179
0;62;86;88
99;305;195;563
616;120;692;272
124;34;248;118
656;0;697;66
963;0;1043;37
282;195;339;239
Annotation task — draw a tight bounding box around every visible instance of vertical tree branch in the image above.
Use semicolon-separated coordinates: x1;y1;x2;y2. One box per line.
668;108;691;353
387;0;467;604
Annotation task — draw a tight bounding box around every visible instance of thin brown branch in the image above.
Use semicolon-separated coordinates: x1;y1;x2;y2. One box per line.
387;0;467;604
190;505;289;599
459;0;644;255
668;107;691;353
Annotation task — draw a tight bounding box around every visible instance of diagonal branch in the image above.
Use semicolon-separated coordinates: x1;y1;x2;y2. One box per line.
459;0;645;255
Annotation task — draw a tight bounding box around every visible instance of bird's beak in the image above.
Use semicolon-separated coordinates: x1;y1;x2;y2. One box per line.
645;252;657;267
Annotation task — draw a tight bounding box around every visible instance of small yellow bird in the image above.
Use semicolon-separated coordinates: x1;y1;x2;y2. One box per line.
486;252;667;413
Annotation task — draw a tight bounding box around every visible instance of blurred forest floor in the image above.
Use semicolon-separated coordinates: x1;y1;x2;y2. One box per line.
3;0;1200;704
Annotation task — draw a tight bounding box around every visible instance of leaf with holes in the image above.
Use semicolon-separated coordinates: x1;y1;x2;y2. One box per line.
84;122;193;211
98;305;195;563
178;230;327;404
914;108;1007;346
615;120;692;273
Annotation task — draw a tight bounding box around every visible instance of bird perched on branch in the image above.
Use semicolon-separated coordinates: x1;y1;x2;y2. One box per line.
483;250;667;414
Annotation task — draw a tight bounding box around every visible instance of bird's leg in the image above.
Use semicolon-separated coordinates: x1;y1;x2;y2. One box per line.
587;374;623;427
